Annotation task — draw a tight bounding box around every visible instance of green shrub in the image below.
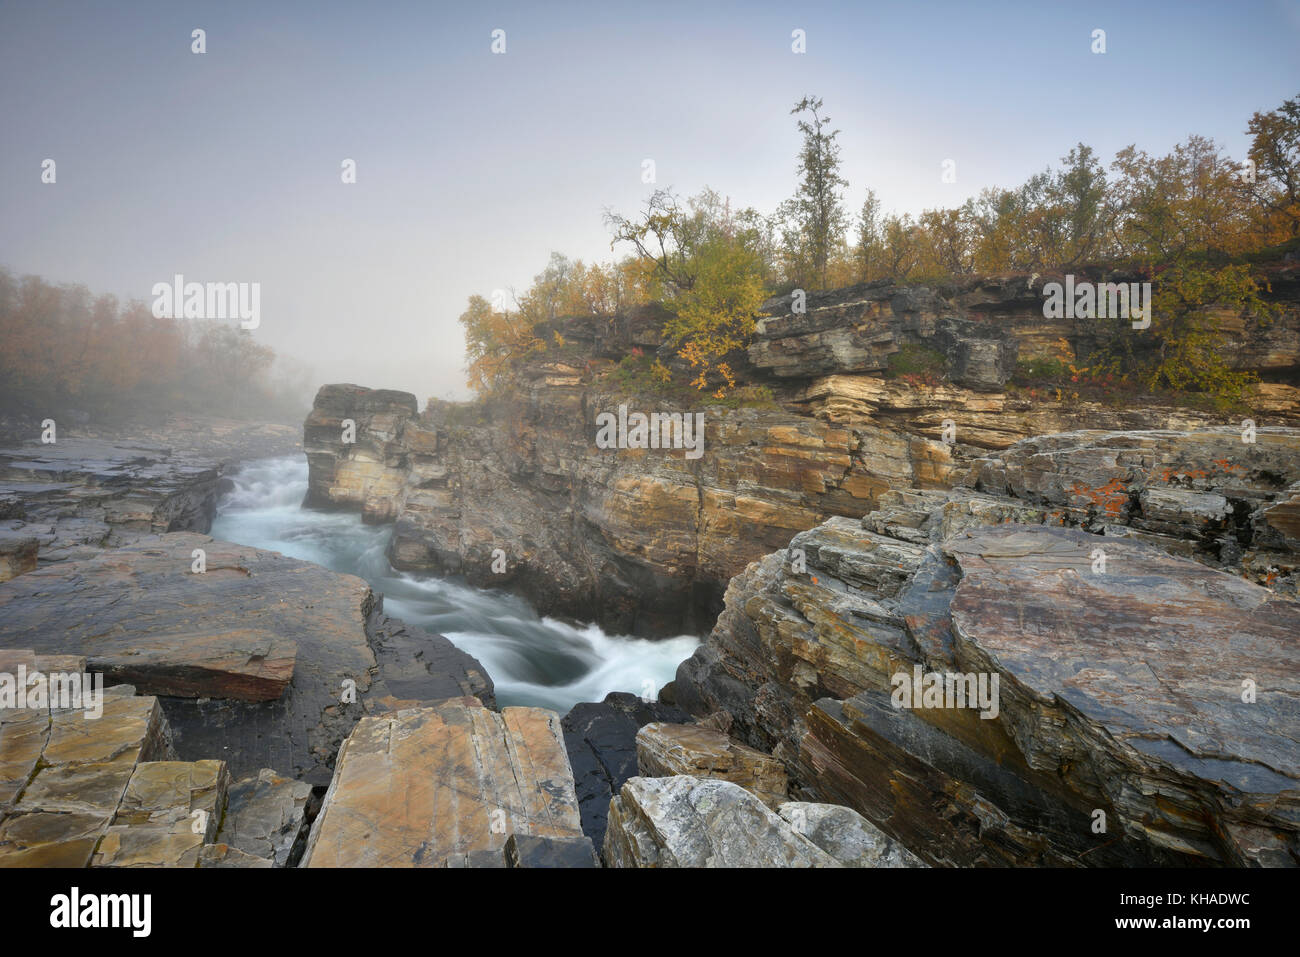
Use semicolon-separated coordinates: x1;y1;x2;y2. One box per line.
885;343;947;381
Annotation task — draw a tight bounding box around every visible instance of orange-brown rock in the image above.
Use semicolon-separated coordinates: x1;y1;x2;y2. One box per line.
302;697;588;867
635;721;788;808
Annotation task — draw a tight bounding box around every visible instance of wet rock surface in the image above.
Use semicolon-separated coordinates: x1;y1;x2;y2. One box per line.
0;418;300;571
560;692;689;854
218;768;312;867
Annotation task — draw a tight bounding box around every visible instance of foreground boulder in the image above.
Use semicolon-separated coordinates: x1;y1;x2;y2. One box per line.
636;721;788;808
219;769;312;867
604;776;839;867
0;532;493;783
778;801;924;867
0;661;309;868
301;697;589;867
673;494;1300;866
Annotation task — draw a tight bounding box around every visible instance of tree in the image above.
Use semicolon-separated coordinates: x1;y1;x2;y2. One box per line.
1086;261;1264;407
783;96;849;289
1109;135;1252;261
854;190;884;281
458;293;544;394
1245;93;1300;240
609;188;768;395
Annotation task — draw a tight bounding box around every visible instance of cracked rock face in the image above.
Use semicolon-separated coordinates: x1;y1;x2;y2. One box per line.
302;697;587;867
777;801;925;867
635;721;789;809
219;769;312;867
304;362;1299;637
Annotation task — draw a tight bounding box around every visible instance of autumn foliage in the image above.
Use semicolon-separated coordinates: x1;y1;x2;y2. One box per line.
0;269;303;422
458;93;1299;405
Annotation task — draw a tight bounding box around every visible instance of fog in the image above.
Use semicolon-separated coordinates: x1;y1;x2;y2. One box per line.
2;0;1295;403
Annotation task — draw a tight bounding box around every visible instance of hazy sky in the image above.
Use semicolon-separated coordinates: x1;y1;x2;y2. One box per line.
2;0;1297;401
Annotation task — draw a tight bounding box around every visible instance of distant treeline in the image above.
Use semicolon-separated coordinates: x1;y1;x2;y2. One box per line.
0;269;311;424
462;93;1299;405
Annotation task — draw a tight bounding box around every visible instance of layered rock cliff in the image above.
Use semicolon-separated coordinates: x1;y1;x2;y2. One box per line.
302;269;1300;634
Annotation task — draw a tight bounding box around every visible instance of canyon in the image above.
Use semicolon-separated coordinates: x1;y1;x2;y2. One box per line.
2;270;1298;867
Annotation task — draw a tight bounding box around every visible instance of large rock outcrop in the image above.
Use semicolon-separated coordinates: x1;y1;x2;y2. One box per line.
304;380;1292;635
670;437;1300;866
303;385;418;522
749;269;1300;382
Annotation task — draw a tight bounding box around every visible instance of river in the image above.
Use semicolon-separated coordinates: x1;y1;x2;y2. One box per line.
209;456;699;712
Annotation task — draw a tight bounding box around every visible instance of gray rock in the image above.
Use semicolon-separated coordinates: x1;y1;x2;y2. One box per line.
504;833;600;868
777;801;926;867
218;768;312;867
560;692;689;856
603;776;840;868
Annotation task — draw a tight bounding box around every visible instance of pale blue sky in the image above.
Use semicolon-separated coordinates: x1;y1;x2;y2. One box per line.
2;0;1297;399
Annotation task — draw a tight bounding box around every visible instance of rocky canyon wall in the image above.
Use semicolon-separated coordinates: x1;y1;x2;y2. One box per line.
302;268;1300;636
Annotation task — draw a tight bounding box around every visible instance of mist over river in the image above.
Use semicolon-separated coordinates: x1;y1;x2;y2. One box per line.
210;456;699;711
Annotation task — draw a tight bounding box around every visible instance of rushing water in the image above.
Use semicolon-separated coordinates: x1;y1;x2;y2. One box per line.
210;456;699;712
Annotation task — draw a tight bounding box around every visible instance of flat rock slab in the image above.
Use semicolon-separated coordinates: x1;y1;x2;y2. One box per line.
504;833;600;868
947;525;1300;787
636;721;788;808
603;775;839;868
0;533;319;700
93;759;229;867
0;532;379;783
302;697;584;867
0;531;493;784
216;768;311;867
